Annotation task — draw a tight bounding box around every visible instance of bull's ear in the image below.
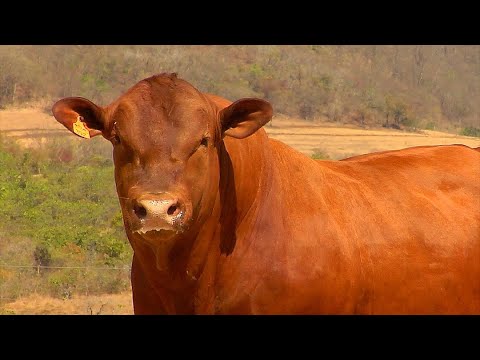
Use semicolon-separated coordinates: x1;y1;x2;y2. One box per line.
219;98;273;139
52;97;105;139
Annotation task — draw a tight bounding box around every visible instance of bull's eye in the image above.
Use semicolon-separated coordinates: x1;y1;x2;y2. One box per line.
190;136;209;157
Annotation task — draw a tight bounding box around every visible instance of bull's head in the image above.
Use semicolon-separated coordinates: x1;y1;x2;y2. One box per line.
52;73;272;271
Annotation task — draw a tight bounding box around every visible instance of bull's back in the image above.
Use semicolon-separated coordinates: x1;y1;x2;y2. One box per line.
336;145;479;312
254;142;480;314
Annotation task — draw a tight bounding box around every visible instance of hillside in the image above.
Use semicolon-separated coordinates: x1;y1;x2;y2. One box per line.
1;45;479;136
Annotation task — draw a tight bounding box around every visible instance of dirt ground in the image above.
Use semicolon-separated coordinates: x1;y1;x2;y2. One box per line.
1;292;133;315
1;107;479;315
266;116;480;158
2;107;478;157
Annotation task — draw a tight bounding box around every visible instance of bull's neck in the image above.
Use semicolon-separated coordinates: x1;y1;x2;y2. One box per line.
217;130;273;251
184;129;273;274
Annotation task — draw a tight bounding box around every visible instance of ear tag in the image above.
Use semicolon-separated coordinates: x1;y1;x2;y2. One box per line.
73;116;91;139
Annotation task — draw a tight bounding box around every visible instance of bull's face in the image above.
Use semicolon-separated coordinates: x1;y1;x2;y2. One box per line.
52;73;272;263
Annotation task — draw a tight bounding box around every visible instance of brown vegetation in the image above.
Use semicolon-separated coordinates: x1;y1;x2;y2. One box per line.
1;46;479;135
1;292;133;315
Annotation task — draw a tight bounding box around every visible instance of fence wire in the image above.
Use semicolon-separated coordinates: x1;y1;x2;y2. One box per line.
0;264;131;270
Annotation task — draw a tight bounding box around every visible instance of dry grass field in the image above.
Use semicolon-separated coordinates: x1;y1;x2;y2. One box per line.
1;292;133;315
1;107;479;315
267;115;480;159
2;107;478;157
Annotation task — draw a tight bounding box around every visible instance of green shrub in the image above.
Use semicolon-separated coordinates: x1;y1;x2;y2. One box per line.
33;244;51;267
424;121;436;130
460;126;480;137
47;271;76;299
0;136;132;300
401;117;420;129
311;148;331;160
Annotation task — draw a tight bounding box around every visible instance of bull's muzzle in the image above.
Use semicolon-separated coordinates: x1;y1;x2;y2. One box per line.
129;193;190;234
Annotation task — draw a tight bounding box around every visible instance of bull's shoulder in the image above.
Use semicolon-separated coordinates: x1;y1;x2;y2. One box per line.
268;138;321;165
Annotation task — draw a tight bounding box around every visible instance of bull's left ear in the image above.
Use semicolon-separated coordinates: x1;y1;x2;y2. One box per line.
219;98;273;139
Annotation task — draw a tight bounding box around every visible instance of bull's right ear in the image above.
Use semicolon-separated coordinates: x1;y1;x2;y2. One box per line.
52;97;105;139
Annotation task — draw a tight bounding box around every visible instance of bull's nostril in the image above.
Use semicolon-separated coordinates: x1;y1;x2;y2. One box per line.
134;204;147;219
167;204;180;216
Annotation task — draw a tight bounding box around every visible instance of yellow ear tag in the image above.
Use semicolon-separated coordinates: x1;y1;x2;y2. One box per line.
73;117;91;139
